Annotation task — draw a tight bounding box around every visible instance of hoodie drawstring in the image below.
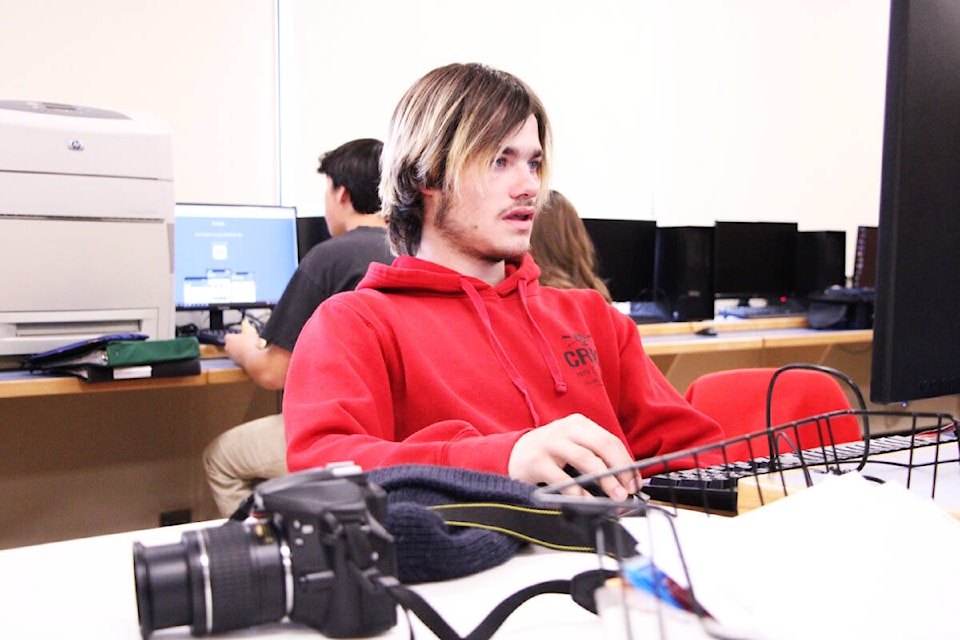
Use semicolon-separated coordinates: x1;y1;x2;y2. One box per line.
460;278;569;428
518;279;568;395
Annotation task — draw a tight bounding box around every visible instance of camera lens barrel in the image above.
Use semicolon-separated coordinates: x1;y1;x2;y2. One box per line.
133;520;291;638
133;541;194;635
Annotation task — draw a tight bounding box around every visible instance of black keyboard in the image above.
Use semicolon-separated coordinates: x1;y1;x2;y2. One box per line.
643;432;957;513
719;305;806;319
628;301;672;324
809;287;875;303
196;327;239;346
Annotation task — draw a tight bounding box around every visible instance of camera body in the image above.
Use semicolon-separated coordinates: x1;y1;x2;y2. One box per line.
133;464;398;638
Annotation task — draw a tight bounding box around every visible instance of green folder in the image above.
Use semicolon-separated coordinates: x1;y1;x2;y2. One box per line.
23;335;200;371
103;337;200;367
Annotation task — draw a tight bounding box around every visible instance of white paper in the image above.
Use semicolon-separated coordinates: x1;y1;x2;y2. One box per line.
625;472;960;639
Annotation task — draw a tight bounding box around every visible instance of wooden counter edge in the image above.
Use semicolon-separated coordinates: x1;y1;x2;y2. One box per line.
642;335;765;356
0;370;208;398
0;359;252;398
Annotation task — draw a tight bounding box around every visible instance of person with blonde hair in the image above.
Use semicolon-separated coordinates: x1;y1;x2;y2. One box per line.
283;63;721;500
530;190;612;303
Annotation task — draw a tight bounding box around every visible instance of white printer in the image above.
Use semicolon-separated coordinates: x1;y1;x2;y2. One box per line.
0;100;175;357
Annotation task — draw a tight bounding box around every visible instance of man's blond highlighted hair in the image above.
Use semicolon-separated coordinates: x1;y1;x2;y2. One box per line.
380;63;553;256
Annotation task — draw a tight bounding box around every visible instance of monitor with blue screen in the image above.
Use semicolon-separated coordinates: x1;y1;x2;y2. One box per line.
174;203;299;330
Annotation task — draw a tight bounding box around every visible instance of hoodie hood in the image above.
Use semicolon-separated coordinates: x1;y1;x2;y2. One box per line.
357;253;566;425
356;253;542;296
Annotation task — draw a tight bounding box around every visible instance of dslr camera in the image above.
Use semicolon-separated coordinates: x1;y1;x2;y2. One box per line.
132;464;398;638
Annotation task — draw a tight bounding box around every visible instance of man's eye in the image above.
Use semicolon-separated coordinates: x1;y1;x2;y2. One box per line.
493;157;508;168
528;159;542;171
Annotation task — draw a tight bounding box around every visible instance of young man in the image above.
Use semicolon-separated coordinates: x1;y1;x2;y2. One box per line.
204;138;394;516
283;64;723;500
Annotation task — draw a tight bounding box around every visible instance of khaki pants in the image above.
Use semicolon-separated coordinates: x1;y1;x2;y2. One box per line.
203;413;288;517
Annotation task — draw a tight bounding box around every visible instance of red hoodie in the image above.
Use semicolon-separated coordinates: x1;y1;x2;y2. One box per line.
283;253;723;475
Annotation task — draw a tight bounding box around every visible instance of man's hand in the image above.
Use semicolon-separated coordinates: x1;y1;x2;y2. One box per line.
507;413;639;500
222;319;289;390
223;318;265;364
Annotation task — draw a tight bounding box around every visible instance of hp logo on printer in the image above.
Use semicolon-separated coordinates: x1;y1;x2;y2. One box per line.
68;139;84;151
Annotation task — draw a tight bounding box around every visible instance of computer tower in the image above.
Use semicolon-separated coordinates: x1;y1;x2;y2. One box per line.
653;226;715;321
795;230;846;297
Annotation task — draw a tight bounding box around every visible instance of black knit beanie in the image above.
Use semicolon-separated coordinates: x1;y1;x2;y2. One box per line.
366;464;539;584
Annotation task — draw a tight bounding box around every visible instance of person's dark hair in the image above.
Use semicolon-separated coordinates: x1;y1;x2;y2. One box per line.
318;138;383;214
381;63;552;255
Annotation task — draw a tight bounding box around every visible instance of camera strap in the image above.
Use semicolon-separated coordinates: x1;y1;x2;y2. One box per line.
384;567;618;640
429;502;639;557
228;466;640;639
374;503;636;640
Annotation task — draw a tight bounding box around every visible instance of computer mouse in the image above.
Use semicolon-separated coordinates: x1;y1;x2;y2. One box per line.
695;327;718;337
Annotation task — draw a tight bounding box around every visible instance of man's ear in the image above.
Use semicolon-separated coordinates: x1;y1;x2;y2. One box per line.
335;185;351;205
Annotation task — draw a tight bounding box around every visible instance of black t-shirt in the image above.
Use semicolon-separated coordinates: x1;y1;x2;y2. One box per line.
260;226;394;351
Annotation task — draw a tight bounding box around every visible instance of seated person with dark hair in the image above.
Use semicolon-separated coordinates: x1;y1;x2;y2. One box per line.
203;138;395;517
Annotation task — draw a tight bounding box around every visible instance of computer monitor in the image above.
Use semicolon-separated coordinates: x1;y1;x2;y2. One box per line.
795;230;847;297
581;218;657;303
852;225;878;289
296;215;332;262
174;203;299;330
712;221;799;304
871;0;960;403
653;226;715;321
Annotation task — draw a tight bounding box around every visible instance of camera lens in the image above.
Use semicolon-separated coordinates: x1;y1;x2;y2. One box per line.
133;520;292;638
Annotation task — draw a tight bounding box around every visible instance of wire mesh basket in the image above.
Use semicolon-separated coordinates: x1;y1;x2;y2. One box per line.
533;364;960;639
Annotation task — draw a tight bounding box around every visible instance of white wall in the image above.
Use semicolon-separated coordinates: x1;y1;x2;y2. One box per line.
279;0;656;222
282;0;890;274
1;0;891;275
0;0;279;204
648;1;890;236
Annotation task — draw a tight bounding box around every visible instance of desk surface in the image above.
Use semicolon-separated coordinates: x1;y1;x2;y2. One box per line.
6;476;958;640
0;357;248;399
640;327;872;356
635;315;810;336
0;521;610;640
0;321;872;398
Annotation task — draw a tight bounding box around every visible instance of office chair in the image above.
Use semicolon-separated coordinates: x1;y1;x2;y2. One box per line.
684;364;862;463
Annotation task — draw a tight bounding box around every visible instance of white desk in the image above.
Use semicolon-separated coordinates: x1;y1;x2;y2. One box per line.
6;474;960;640
0;521;610;639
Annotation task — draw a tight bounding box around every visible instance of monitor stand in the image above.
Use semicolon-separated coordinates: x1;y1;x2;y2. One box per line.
208;308;226;331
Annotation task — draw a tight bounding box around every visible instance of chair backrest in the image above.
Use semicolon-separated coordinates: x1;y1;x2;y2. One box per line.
684;367;861;462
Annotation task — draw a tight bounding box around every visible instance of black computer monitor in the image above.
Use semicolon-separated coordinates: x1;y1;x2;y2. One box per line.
581;218;657;303
296;216;332;262
712;221;799;304
795;230;847;297
871;0;960;403
653;226;715;321
174;203;299;330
